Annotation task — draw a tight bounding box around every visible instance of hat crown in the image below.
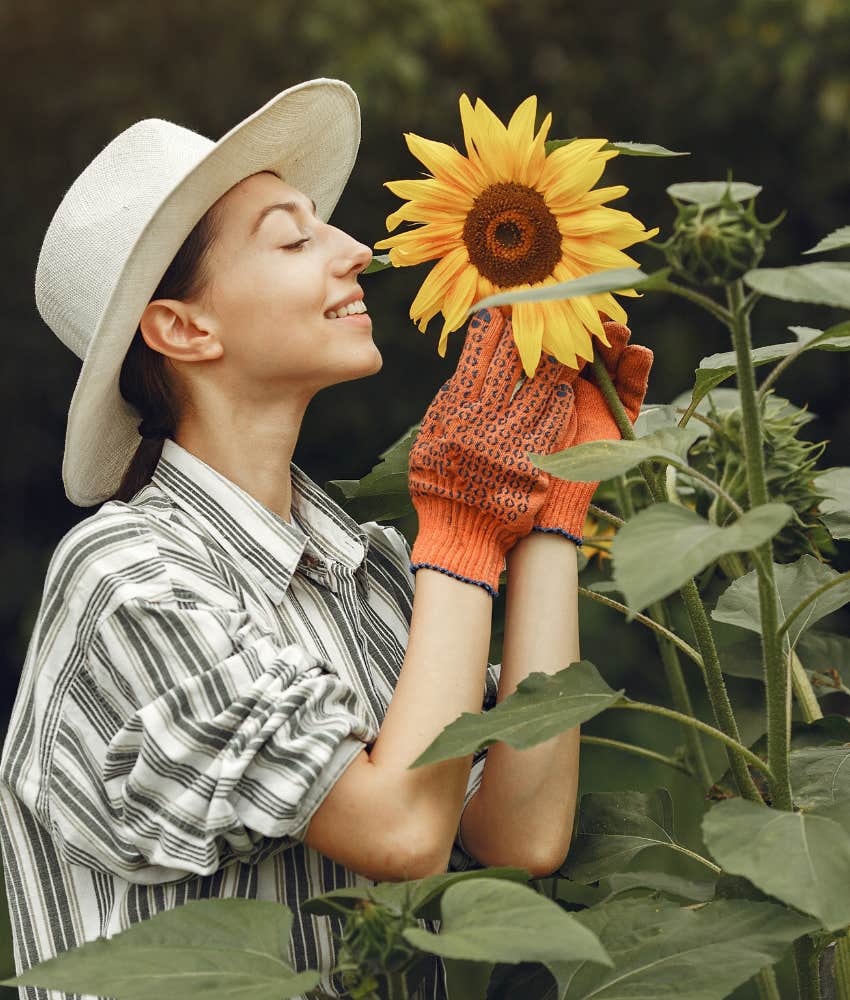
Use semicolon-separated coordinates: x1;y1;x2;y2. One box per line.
35;119;214;360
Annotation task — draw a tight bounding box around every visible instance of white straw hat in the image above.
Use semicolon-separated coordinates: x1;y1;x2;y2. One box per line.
36;78;361;507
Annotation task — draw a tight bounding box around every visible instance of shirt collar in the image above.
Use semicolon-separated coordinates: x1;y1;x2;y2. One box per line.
150;438;370;602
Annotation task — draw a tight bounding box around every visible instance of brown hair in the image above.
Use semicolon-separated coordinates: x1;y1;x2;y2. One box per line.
108;202;221;503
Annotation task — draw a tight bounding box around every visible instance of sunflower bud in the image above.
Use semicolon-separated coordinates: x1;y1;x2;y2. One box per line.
335;897;423;999
658;186;784;288
688;395;835;565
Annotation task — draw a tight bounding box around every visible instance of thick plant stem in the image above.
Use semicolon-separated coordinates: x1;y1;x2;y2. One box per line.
614;476;713;790
727;280;794;813
835;933;850;1000
592;357;763;803
793;935;821;1000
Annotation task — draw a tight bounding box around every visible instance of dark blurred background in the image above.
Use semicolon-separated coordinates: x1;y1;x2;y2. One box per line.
2;1;849;996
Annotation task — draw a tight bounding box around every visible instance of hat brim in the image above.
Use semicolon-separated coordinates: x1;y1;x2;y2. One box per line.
62;78;360;506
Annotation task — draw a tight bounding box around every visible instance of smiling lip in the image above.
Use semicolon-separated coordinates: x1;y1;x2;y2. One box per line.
327;311;372;326
326;290;365;314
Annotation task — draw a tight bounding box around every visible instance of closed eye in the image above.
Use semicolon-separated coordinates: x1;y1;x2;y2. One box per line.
282;237;310;250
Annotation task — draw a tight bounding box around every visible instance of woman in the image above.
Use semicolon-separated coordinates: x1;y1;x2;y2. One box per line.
0;79;651;999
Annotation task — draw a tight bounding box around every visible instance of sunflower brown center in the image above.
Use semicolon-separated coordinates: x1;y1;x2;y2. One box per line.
462;181;562;287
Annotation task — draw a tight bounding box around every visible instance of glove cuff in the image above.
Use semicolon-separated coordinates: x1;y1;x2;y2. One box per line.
532;479;600;546
410;494;518;597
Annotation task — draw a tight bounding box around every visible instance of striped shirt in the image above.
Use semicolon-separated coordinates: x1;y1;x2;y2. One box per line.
0;437;500;1000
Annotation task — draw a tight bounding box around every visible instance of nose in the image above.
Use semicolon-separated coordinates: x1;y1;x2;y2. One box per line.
332;228;373;276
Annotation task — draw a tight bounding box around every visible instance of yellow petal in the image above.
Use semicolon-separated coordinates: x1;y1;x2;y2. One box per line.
403;132;482;197
512;301;544;376
590;293;628;325
437;264;480;355
539;300;580;369
410;247;470;329
507;95;538;152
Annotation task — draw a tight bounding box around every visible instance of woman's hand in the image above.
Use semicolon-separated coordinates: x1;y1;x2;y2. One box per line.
531;316;654;545
408;308;582;597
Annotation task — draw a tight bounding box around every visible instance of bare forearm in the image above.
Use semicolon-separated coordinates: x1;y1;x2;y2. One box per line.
460;532;581;875
368;567;492;869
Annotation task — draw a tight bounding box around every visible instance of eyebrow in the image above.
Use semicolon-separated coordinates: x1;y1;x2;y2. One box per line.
249;198;318;237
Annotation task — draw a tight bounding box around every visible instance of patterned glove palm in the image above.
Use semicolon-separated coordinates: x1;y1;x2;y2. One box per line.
531;317;654;544
409;308;583;597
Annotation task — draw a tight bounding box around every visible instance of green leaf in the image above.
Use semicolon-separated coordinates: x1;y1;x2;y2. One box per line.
717;629;850;698
687;320;850;413
530;425;707;482
814;467;850;540
802;226;850;255
667;181;762;204
711;555;850;647
326;425;417;522
790;745;850;812
469;267;648;313
442;958;495;1000
302;867;529;921
702;798;850;931
364;253;392;273
560;789;687;884
796;631;850;697
744;261;850;308
597;871;716;904
612;503;793;614
671;386;813;425
609;141;690;157
410;661;623;769
551;896;816;999
546;138;689;157
403;878;612;972
0;899;318;999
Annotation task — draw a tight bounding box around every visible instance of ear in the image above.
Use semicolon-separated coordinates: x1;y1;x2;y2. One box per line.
139;298;223;363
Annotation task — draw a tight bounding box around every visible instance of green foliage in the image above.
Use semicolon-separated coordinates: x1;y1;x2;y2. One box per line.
550;896;818;1000
531;425;708;483
560;788;696;884
470;267;648;314
611;502;793;613
712;555;850;647
744;262;850;309
409;661;623;769
702;799;850;931
0;899;319;999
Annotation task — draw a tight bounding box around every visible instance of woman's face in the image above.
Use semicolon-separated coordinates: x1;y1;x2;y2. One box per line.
195;170;380;399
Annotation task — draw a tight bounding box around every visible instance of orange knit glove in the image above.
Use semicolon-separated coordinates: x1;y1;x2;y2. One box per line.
531;317;654;544
409;308;582;596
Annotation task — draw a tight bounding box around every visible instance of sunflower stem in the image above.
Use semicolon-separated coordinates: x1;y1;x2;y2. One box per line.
578;586;703;670
790;650;823;723
755;966;782;1000
652;279;733;326
580;734;694;776
588;502;624;528
613;700;772;778
594;366;762;801
727;280;794;812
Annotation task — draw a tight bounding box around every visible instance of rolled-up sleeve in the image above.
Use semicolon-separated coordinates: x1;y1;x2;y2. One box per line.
48;597;378;884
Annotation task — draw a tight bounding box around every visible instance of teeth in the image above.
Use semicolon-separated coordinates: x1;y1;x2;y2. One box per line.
326;299;367;319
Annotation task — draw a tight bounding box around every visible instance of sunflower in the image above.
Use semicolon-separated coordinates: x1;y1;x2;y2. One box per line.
374;95;659;376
